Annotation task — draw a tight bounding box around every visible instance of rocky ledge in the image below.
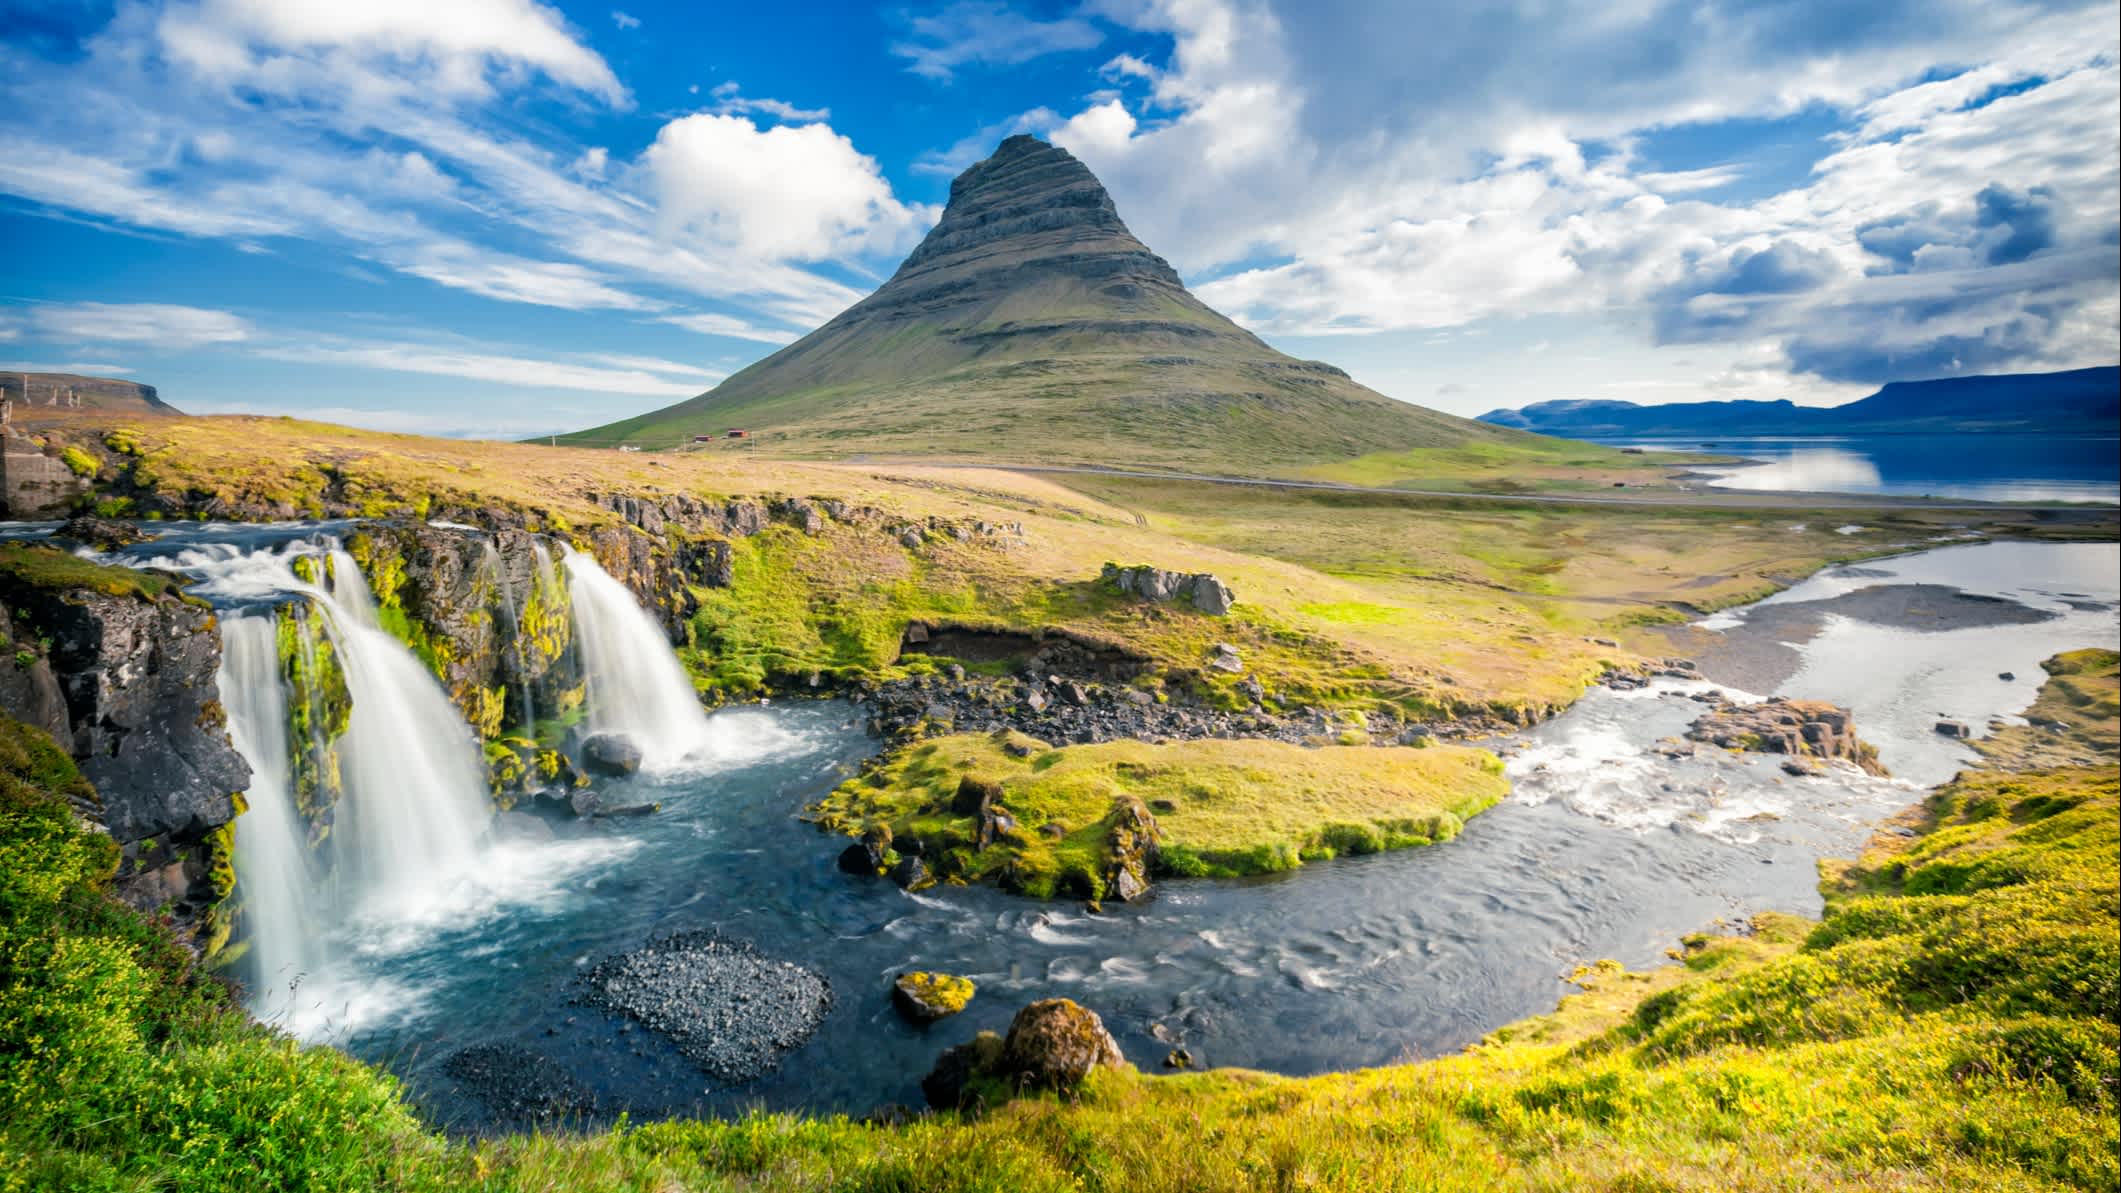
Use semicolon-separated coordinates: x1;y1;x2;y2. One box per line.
578;932;833;1084
1687;696;1888;776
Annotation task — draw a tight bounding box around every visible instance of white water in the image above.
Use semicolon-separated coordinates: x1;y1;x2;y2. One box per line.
219;616;325;1021
562;546;720;772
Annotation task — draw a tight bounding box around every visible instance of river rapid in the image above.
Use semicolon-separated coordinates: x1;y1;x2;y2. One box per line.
12;521;2117;1129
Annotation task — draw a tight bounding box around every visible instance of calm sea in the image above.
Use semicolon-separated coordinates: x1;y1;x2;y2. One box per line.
1594;434;2119;504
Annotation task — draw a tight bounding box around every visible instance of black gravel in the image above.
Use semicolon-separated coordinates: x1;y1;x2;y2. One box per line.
578;933;833;1085
439;1044;596;1125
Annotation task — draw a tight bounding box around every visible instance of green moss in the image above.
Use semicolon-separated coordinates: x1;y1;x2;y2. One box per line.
0;542;178;602
277;599;351;845
59;445;99;478
810;733;1508;893
898;971;976;1015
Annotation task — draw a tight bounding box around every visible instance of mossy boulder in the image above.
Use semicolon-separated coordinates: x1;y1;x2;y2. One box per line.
921;997;1127;1109
893;971;975;1022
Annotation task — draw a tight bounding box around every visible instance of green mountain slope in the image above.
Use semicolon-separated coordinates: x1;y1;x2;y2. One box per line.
561;136;1541;473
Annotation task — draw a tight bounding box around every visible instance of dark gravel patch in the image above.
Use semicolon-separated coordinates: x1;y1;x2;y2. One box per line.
440;1044;596;1125
579;933;832;1085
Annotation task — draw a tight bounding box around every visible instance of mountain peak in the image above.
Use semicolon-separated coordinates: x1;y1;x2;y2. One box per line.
894;135;1181;296
561;137;1524;472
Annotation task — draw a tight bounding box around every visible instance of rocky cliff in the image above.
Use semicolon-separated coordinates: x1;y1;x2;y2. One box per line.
0;544;248;955
560;136;1533;472
2;371;180;416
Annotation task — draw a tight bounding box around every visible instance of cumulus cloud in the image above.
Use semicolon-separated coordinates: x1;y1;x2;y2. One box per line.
1037;0;2118;388
891;1;1104;81
645;114;930;262
255;336;713;396
0;0;930;332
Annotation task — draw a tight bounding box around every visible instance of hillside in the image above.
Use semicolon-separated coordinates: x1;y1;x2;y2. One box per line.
2;371;179;416
560;136;1545;473
1479;366;2119;437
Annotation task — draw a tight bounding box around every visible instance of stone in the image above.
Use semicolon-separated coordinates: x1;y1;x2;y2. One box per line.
1188;575;1235;616
1163;1047;1195;1070
838;843;881;875
1099;563;1235;616
592;802;659;818
1998;672;2016;681
568;788;601;818
888;854;931;890
893;972;976;1022
921;1031;1004;1110
1688;697;1887;776
55;514;146;551
952;775;1003;816
1000;998;1127;1090
1935;719;1972;739
1208;643;1243;673
581;732;643;777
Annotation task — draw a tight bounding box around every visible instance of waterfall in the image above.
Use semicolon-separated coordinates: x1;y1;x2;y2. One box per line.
219;615;325;1020
561;546;715;772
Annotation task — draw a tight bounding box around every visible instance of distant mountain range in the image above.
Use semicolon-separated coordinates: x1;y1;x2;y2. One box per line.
1478;367;2118;438
562;136;1538;471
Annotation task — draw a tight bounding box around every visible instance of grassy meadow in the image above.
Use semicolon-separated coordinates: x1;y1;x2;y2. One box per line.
3;649;2113;1190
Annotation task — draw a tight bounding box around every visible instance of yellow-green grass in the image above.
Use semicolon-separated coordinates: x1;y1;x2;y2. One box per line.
809;733;1509;894
35;414;2114;725
1975;648;2120;770
0;541;185;602
1296;438;1713;493
7;694;2112;1191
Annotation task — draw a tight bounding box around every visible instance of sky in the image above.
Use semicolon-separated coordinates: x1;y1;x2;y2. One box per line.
0;0;2115;439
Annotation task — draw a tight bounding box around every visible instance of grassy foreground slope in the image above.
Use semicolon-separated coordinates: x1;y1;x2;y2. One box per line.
4;653;2114;1191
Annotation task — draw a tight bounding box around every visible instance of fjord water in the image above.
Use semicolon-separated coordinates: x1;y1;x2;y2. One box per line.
1602;433;2120;503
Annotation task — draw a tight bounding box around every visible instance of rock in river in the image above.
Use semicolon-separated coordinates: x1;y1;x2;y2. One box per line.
581;731;644;777
579;932;833;1084
922;997;1127;1109
893;972;976;1022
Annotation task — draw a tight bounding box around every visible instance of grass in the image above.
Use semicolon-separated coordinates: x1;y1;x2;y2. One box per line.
34;413;2109;729
4;642;2112;1190
1975;648;2119;770
808;732;1509;896
0;541;183;602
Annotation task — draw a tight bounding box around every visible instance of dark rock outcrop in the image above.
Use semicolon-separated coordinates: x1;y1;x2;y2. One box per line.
0;553;249;954
1688;696;1889;776
581;732;643;777
1101;563;1234;615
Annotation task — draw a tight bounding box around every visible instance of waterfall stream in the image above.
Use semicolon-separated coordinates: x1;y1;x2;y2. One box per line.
220;616;325;1022
561;546;718;772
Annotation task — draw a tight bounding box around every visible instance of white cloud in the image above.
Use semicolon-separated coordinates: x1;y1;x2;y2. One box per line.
12;302;254;348
612;10;641;31
645;114;931;262
707;82;831;123
155;0;627;104
1031;0;2119;386
661;312;803;344
0;361;137;376
255;337;711;396
891;1;1104;81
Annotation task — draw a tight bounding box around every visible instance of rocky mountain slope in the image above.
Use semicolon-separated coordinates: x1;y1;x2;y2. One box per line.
1479;365;2119;437
562;136;1537;472
3;371;180;416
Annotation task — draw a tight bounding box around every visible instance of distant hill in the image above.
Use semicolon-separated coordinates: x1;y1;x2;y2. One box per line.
560;136;1539;472
1478;367;2119;438
2;372;180;416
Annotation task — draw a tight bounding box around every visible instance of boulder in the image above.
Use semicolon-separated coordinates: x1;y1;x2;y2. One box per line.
893;972;976;1022
1001;998;1127;1089
888;853;931;890
1687;697;1888;776
581;732;644;777
55;514;146;551
1935;719;1972;739
1208;642;1244;673
921;1031;1005;1110
1099;563;1235;616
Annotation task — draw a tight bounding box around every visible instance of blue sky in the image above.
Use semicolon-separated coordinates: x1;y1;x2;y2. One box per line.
1;0;2114;438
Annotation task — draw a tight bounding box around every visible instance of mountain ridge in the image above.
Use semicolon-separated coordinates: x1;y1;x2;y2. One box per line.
560;136;1536;472
1478;366;2118;438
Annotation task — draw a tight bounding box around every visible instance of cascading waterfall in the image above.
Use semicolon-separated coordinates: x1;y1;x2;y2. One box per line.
219;615;325;1020
561;546;716;771
170;537;494;1026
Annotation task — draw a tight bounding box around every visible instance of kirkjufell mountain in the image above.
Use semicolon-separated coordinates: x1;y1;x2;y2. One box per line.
564;135;1532;470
